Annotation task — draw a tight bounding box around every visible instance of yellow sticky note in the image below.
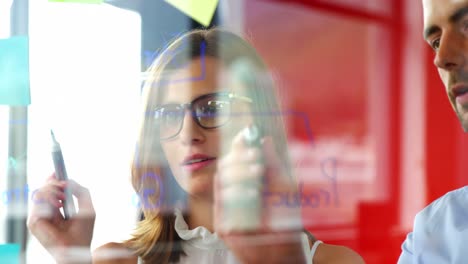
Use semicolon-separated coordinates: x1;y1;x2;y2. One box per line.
165;0;219;27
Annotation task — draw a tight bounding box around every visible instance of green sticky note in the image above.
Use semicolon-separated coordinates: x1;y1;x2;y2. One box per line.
165;0;219;27
0;244;20;264
0;36;31;106
49;0;103;3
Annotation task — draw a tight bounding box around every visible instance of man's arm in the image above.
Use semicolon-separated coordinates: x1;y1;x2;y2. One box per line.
398;232;414;264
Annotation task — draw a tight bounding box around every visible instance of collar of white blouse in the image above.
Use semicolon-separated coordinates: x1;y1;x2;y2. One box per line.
174;209;227;250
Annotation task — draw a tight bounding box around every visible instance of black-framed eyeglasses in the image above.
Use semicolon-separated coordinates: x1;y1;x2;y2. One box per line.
151;92;253;140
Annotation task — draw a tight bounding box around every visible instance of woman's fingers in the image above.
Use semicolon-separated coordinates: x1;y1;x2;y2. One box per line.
260;137;279;166
219;185;263;232
216;129;307;263
216;128;267;233
222;147;262;164
230;126;250;151
28;216;64;248
218;130;302;232
28;175;96;264
218;137;264;186
219;161;264;187
31;184;66;214
68;179;95;219
28;180;68;249
45;188;66;208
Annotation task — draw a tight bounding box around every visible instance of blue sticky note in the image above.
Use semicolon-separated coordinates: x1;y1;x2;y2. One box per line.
0;36;31;106
0;244;20;264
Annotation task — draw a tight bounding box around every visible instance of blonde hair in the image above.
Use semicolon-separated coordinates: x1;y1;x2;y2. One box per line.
123;28;292;263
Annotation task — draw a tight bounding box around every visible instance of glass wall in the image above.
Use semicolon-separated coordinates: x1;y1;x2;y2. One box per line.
0;0;448;263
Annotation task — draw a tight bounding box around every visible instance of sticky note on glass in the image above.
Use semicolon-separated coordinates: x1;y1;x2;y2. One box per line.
49;0;103;3
0;36;31;106
165;0;219;27
0;244;20;264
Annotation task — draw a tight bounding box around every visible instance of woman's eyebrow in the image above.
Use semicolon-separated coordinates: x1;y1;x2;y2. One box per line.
155;102;177;107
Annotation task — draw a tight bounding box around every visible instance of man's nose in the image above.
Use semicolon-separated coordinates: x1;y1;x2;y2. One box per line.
179;109;205;144
434;31;465;71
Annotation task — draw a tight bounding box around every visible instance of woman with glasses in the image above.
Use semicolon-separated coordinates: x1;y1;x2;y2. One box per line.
28;29;364;264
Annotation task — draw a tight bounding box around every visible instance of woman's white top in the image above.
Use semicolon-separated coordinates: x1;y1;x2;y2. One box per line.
138;210;318;263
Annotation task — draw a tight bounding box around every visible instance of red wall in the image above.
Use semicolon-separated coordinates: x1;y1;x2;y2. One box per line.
244;0;468;263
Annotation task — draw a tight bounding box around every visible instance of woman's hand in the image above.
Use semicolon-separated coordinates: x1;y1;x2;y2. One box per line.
27;175;96;264
214;128;307;264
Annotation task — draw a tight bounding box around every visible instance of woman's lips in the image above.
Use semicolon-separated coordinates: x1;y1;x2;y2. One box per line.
181;158;216;172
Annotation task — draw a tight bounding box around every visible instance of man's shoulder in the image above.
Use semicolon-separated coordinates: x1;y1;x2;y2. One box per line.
402;186;468;262
416;186;468;230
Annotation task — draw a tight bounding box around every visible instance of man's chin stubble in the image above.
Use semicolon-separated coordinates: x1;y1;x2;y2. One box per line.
457;112;468;132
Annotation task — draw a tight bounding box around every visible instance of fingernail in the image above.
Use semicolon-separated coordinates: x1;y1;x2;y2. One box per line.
261;136;272;145
246;149;258;159
249;163;264;175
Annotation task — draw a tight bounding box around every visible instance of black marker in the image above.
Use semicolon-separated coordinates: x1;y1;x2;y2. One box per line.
51;130;76;219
